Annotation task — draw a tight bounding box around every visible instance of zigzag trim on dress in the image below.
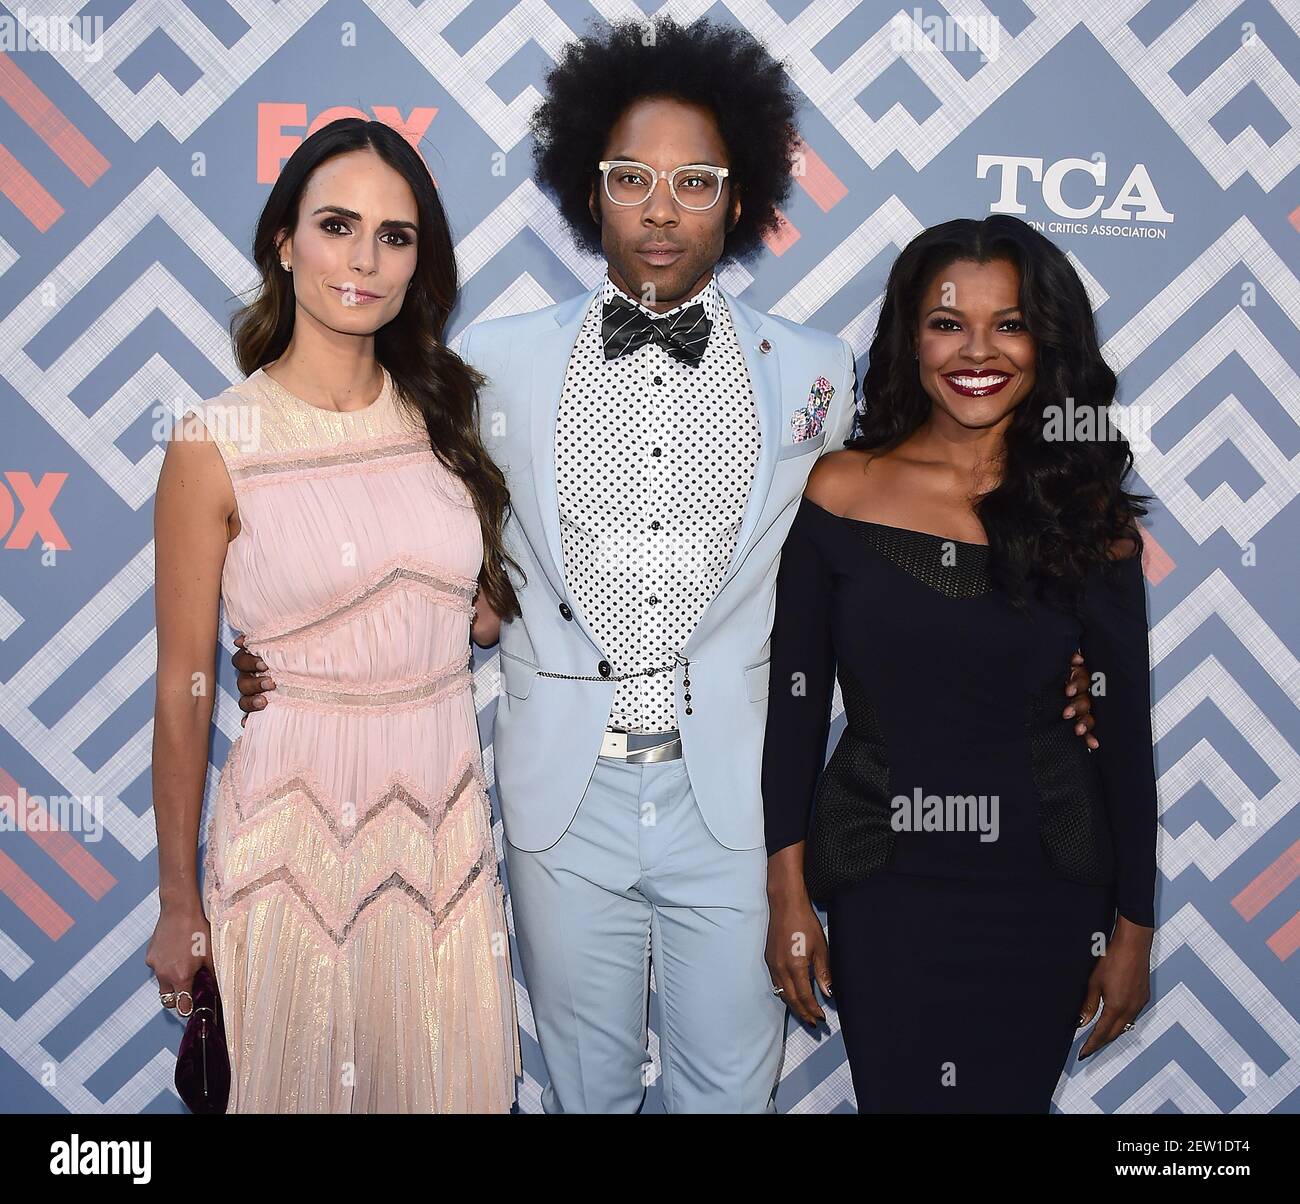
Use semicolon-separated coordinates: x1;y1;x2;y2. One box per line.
215;858;490;953
206;751;496;954
224;741;489;848
244;554;477;648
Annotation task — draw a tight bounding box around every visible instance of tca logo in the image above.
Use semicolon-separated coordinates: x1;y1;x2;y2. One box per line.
977;154;1174;223
0;472;70;551
256;104;438;184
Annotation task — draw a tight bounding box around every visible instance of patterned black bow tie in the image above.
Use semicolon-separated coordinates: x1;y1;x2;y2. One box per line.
600;294;712;368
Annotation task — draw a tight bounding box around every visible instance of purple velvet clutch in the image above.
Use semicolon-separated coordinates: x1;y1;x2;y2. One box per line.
175;964;230;1114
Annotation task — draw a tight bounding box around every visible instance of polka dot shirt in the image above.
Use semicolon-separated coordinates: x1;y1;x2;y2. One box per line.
555;272;761;733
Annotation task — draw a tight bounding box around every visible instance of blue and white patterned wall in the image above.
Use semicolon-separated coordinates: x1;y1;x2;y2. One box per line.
1;0;1297;1114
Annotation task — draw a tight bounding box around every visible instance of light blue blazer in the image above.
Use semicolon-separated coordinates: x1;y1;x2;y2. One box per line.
461;281;857;853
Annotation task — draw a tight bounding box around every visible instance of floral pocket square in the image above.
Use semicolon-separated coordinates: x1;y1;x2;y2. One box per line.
790;376;835;442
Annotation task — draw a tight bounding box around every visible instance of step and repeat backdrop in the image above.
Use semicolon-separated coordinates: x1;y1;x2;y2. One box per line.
1;0;1297;1114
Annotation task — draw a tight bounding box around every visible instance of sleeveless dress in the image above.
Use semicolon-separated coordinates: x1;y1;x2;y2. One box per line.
190;364;520;1112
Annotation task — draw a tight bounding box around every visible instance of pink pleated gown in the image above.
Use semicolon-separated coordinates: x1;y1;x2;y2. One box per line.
189;364;520;1112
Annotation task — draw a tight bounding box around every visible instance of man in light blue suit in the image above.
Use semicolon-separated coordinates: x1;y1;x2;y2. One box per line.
464;290;853;856
463;244;854;1110
455;18;858;1112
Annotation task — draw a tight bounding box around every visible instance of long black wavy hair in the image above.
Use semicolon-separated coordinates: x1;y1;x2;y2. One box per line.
849;215;1149;608
530;14;801;262
230;118;523;619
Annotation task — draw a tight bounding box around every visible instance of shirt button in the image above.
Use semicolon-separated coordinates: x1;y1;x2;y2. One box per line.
651;447;662;457
653;375;663;386
649;596;659;605
650;520;661;530
598;659;611;678
559;603;573;621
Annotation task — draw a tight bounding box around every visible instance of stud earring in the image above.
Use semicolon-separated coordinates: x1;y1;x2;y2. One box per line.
280;260;291;271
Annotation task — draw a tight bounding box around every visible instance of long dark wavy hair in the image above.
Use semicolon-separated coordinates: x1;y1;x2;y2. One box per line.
230;118;522;619
849;214;1148;609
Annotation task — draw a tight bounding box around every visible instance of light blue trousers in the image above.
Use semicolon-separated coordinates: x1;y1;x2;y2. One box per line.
505;754;785;1113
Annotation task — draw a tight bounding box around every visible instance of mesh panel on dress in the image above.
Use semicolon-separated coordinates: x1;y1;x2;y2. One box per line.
804;666;895;903
847;521;991;598
1028;683;1115;885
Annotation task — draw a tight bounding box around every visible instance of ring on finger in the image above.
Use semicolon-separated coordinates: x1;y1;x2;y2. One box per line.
176;990;194;1018
159;992;178;1007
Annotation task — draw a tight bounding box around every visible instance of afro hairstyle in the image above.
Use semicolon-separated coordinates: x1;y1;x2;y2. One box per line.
530;15;802;263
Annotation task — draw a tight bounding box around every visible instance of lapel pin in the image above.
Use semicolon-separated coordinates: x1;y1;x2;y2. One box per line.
759;338;772;354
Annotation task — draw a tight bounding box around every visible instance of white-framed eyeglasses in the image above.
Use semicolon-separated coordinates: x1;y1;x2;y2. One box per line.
598;160;731;212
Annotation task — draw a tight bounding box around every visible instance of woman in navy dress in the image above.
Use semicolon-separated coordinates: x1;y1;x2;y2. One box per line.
762;215;1157;1113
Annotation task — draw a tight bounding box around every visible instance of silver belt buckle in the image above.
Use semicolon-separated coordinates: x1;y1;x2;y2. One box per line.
600;727;682;762
629;738;682;764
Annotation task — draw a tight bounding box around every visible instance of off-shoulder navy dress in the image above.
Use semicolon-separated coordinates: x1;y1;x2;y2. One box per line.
761;496;1158;1113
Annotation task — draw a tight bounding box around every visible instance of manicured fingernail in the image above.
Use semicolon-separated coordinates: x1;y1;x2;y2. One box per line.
256;660;267;671
261;677;273;687
1065;707;1075;718
256;697;266;708
1075;722;1086;734
1067;686;1077;696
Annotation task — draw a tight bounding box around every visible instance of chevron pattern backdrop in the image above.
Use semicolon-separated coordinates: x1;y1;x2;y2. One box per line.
1;0;1297;1114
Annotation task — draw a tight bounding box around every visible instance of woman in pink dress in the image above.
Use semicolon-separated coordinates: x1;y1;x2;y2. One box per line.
147;119;521;1111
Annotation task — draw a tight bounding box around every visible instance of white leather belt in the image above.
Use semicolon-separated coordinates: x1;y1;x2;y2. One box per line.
599;728;683;763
